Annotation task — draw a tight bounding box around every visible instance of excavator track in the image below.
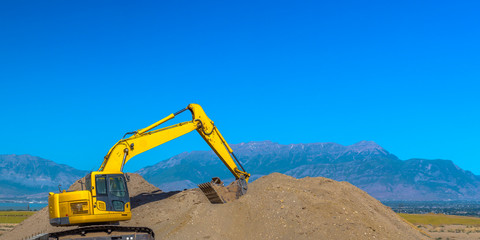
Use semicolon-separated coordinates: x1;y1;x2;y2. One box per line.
29;225;154;240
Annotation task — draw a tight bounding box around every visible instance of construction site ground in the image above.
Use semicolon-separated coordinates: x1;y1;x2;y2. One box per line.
2;173;429;240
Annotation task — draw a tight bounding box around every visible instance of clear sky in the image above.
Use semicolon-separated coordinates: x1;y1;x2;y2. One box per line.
1;1;479;174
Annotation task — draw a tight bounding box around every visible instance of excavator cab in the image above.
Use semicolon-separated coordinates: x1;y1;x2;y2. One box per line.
87;173;130;212
49;171;131;226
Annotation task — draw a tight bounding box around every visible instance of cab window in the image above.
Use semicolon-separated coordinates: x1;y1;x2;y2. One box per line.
85;174;91;191
109;176;126;197
96;176;107;195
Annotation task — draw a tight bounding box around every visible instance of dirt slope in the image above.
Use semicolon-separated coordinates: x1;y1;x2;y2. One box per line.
3;173;428;240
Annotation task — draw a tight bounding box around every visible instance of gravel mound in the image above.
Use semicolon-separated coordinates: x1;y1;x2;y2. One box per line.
3;173;428;240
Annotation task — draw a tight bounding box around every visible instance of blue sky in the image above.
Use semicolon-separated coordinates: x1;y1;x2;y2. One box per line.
1;1;479;173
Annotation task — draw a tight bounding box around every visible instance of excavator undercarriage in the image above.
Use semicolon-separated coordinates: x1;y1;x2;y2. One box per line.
30;225;154;240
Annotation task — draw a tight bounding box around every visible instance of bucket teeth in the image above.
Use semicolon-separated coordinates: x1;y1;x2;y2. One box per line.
198;176;248;204
198;182;225;204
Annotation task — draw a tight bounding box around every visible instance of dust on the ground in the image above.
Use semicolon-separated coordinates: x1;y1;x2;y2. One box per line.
0;224;17;237
2;173;429;240
419;224;480;240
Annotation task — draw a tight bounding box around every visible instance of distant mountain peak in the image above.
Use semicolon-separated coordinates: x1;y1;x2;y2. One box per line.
347;140;385;153
350;140;381;147
233;140;281;152
236;140;275;146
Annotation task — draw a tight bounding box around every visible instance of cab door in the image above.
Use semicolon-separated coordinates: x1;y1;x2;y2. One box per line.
95;174;129;212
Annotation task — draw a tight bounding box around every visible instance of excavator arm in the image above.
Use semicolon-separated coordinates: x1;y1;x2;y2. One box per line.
98;103;250;202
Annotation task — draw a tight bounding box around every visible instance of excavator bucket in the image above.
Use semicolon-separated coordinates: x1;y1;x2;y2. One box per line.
198;176;248;204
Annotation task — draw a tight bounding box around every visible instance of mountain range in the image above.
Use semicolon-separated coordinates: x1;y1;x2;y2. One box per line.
2;140;479;201
0;154;87;200
137;141;480;201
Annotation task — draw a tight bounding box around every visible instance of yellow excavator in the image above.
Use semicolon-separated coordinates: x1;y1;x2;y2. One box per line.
45;104;250;239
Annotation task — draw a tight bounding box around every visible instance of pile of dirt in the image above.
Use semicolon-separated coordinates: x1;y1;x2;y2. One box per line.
3;173;428;240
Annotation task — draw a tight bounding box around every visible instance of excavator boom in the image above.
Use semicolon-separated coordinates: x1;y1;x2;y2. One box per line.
99;104;249;180
97;103;250;204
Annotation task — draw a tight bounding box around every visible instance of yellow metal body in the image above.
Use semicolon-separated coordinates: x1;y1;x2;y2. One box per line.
48;103;250;226
48;171;131;225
